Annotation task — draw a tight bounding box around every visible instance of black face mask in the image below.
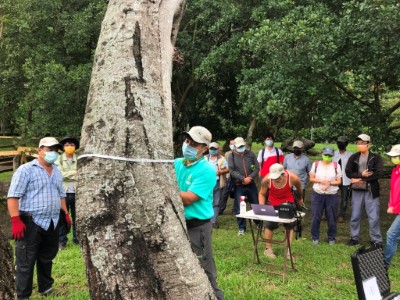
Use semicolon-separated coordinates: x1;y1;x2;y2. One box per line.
337;142;347;150
293;149;302;156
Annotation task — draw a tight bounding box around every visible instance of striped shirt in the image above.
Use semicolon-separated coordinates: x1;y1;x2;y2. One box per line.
7;159;66;230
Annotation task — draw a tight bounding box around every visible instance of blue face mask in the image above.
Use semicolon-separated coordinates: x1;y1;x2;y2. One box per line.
182;143;200;161
209;149;218;155
229;145;235;151
44;151;58;164
265;140;274;147
236;146;245;153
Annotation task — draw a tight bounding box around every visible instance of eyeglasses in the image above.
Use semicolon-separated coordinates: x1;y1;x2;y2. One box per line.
356;141;369;146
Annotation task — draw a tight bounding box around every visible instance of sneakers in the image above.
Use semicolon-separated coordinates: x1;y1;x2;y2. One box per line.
237;229;245;236
329;240;336;246
312;240;319;245
263;248;277;259
346;239;360;246
337;216;345;223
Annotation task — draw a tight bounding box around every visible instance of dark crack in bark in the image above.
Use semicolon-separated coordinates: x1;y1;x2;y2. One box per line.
124;76;143;121
132;21;144;82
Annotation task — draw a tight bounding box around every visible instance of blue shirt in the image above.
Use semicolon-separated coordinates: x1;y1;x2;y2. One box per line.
283;153;312;189
7;159;66;230
174;157;216;220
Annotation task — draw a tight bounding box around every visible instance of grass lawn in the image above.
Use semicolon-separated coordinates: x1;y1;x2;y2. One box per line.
3;142;397;299
21;178;399;299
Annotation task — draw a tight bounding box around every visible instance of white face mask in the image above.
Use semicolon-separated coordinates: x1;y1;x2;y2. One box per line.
229;145;235;151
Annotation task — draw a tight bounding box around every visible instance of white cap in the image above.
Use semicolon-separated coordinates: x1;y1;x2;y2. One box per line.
38;137;62;149
267;163;285;180
209;142;219;149
387;144;400;157
292;140;304;148
357;134;371;142
234;137;246;148
182;126;212;146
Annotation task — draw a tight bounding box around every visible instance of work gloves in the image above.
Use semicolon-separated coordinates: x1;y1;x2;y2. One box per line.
11;216;26;240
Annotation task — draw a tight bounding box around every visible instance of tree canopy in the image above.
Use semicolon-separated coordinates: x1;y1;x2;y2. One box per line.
0;0;399;147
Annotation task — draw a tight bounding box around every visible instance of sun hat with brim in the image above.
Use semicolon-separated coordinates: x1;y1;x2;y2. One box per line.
267;163;285;180
292;140;304;148
322;146;334;156
60;137;80;149
182;126;212;146
234;137;246;148
38;137;62;150
387;144;400;157
209;142;219;149
356;134;371;142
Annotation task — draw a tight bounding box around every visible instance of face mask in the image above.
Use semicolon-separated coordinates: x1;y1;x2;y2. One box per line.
357;144;368;153
265;140;274;147
322;155;332;162
182;143;200;161
64;146;76;155
44;151;58;164
391;157;400;165
229;145;235;151
236;146;245;153
337;142;346;151
293;149;302;156
209;149;218;155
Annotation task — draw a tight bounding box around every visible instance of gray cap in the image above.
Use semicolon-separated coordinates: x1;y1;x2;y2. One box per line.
182;126;212;146
337;136;348;143
322;146;334;156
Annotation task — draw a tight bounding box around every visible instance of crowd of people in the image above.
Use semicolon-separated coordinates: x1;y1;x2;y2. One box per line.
6;128;400;300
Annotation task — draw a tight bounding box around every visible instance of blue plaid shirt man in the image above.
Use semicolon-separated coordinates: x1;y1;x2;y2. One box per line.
7;159;66;230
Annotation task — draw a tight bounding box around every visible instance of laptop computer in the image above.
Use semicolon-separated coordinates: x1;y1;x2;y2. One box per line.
251;204;278;216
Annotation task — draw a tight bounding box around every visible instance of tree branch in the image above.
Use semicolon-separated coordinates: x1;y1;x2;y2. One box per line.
385;100;400;117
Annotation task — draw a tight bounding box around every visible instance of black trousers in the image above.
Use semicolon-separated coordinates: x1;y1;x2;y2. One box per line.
59;193;76;243
15;219;59;299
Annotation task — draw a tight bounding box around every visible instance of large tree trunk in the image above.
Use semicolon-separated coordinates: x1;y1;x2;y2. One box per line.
0;230;15;299
77;1;216;299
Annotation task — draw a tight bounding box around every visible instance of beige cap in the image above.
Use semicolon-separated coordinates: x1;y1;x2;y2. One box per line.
293;140;304;148
182;126;212;146
234;137;246;148
387;144;400;157
38;137;62;149
209;142;219;149
357;134;371;142
267;163;285;180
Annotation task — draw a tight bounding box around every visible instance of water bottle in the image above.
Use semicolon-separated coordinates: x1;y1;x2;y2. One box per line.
240;196;246;214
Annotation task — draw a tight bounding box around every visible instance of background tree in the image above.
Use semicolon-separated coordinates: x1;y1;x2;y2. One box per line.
77;0;216;298
0;0;106;138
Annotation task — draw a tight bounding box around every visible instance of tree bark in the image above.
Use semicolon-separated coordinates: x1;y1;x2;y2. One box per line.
77;1;216;299
0;230;15;300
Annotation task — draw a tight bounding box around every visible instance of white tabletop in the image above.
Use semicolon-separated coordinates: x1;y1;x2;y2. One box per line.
236;210;305;223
